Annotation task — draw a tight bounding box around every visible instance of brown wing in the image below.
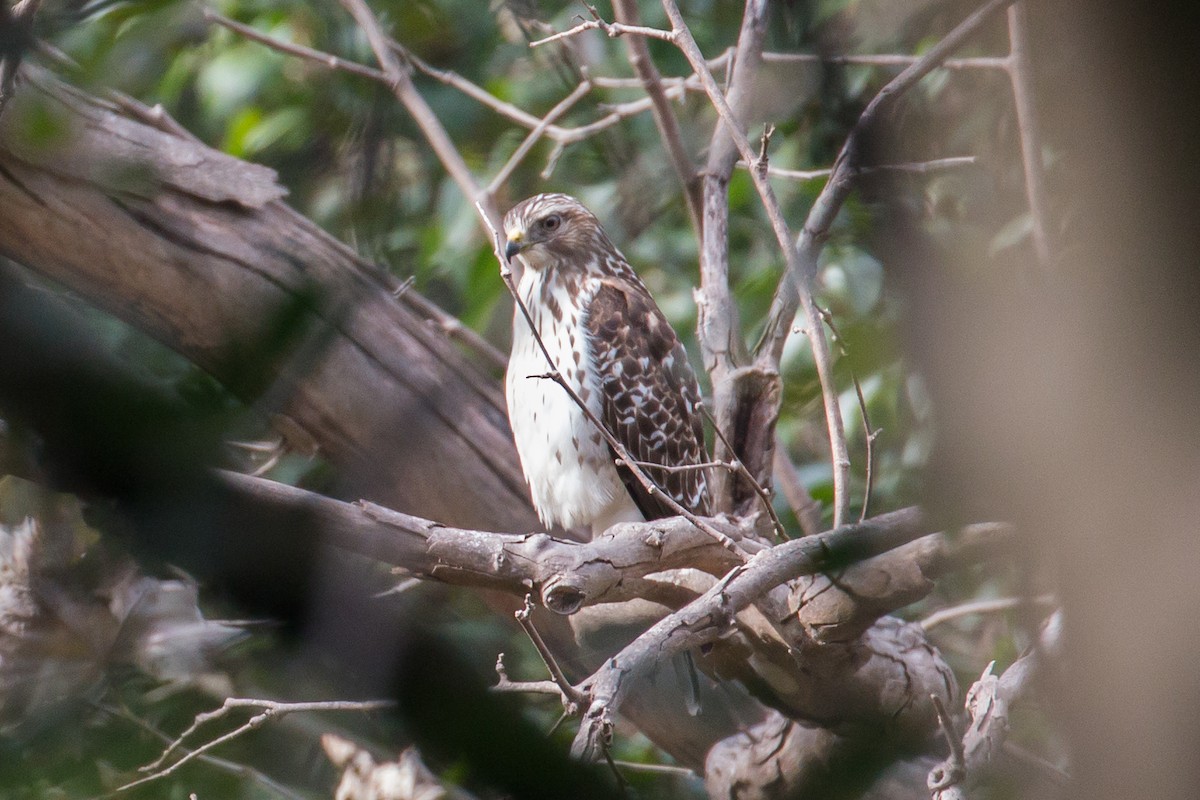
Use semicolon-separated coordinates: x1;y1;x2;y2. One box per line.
585;277;711;519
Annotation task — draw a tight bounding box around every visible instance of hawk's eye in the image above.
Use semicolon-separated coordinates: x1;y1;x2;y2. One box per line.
540;214;562;232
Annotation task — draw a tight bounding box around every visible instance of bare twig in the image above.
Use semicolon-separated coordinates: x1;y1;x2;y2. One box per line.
771;445;821;537
515;595;587;709
817;306;877;521
1002;741;1071;784
761;52;1008;70
205;10;384;81
853;377;876;521
702;405;787;540
757;0;1018;365
1005;3;1054;266
493;654;567;699
119;698;391;794
94;703;304;800
338;0;501;234
743;155;978;182
611;759;695;777
485;78;593;196
751;0;1017;526
529;4;677;48
922;594;1056;631
611;0;701;233
929;693;966;791
930;610;1064;798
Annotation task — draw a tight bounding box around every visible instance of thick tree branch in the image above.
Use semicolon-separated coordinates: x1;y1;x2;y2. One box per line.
218;471;756;613
571;507;930;758
0;65;531;532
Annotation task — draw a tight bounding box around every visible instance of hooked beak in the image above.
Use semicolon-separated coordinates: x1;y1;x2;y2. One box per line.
505;231;524;262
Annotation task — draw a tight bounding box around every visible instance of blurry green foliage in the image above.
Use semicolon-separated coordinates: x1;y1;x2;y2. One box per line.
0;0;1047;795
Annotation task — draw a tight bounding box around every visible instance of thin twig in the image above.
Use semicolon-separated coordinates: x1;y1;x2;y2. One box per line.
338;0;502;233
751;0;1018;525
209;11;514;372
817;307;877;521
602;748;630;797
921;594;1056;631
1005;3;1054;266
94;703;304;800
374;576;423;598
205;10;384;81
1002;741;1071;784
771;445;821;537
757;0;1018;364
611;759;695;777
514;595;587;709
120;698;391;794
485;78;593;196
930;693;966;789
853;378;876;521
529;4;677;48
743;155;978;182
611;0;701;233
761;52;1008;70
493;653;574;700
702;405;788;541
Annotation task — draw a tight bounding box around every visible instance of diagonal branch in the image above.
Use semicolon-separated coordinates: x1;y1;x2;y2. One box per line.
756;0;1018;365
338;0;502;233
611;0;701;233
570;506;928;759
120;698;391;794
692;1;770;517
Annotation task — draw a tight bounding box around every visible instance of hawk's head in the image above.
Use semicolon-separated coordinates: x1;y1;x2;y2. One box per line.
503;193;612;272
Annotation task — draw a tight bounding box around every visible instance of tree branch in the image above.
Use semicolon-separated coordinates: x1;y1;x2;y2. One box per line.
120;698;391;795
660;0;852;527
611;0;701;234
756;0;1017;366
1005;2;1055;266
570;507;929;758
930;611;1064;798
338;0;502;234
529;5;677;48
0;64;532;531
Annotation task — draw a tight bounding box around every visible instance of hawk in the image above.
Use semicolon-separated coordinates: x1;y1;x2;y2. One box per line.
503;193;711;536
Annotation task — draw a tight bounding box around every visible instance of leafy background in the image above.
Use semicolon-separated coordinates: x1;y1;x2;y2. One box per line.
2;0;1040;796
